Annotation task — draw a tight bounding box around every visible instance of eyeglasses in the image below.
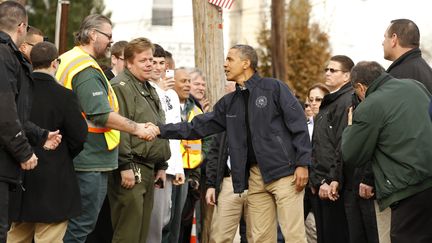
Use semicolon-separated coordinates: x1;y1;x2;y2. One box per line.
19;22;30;32
309;97;323;103
304;103;310;108
94;29;112;40
324;68;347;73
52;58;61;64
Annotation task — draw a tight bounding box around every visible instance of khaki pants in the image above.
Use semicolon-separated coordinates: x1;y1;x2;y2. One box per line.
200;198;214;243
7;221;67;243
248;165;306;243
375;201;391;243
210;176;251;243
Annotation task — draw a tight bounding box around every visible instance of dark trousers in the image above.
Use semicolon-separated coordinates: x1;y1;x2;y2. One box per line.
344;189;379;243
304;187;318;218
179;184;199;243
0;182;9;243
391;186;432;243
314;191;349;243
162;171;190;243
239;215;248;243
108;165;155;243
277;224;284;243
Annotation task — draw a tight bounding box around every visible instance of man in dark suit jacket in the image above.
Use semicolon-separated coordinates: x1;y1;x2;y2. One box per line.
383;19;432;93
7;42;88;243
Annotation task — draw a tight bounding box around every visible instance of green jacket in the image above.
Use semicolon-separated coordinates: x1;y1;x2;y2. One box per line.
111;69;170;171
342;73;432;210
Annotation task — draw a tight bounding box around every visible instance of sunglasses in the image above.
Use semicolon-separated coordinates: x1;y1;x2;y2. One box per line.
324;68;347;73
19;22;30;32
95;29;112;40
304;104;310;108
52;58;61;64
309;97;323;103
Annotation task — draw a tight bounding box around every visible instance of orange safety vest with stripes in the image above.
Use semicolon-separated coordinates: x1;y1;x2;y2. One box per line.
55;46;120;150
181;105;203;169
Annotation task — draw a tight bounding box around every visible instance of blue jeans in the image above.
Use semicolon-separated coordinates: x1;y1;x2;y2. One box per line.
63;172;107;243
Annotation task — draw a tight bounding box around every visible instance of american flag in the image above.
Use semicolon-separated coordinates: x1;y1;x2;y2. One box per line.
208;0;234;10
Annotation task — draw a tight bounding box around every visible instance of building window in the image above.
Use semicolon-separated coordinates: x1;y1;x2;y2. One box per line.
152;0;173;26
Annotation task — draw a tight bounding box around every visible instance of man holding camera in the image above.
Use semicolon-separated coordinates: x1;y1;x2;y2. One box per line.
162;67;204;243
146;43;185;243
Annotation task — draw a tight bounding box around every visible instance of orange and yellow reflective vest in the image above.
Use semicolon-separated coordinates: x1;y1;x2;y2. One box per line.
56;46;120;150
181;105;203;169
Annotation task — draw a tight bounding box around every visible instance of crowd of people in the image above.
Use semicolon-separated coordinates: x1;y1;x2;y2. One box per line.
1;1;432;243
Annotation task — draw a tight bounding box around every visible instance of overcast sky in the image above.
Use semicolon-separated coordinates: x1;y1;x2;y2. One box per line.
310;0;432;67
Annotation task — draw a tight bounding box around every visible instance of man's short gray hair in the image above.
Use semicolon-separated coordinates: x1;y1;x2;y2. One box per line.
74;14;111;45
188;67;205;81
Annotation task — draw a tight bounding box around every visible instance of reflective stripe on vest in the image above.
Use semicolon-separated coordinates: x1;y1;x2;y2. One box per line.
181;105;203;169
56;47;120;150
80;112;110;133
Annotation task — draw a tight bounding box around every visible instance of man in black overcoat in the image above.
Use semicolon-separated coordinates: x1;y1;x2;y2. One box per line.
7;42;88;243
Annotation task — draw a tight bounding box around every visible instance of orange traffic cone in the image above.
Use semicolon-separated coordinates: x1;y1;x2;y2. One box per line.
190;209;197;243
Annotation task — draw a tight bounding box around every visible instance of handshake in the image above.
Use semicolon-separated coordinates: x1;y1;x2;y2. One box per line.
135;122;160;141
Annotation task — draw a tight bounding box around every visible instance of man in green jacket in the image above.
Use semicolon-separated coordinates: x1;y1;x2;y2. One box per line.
342;61;432;243
108;37;170;243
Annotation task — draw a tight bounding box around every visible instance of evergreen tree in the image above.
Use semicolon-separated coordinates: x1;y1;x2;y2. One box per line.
256;18;272;78
26;0;111;50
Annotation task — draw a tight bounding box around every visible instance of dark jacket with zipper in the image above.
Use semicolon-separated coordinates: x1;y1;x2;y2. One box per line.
160;72;311;193
342;73;432;210
387;47;432;93
206;132;230;199
310;82;353;188
9;72;88;222
0;31;47;185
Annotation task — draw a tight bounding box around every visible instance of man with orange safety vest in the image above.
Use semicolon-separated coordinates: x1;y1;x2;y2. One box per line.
55;14;157;243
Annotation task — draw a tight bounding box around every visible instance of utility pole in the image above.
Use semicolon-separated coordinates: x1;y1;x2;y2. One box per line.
55;0;69;54
271;0;287;82
192;0;225;107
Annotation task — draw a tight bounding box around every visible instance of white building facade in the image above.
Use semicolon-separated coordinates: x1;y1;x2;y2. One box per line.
106;0;196;67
